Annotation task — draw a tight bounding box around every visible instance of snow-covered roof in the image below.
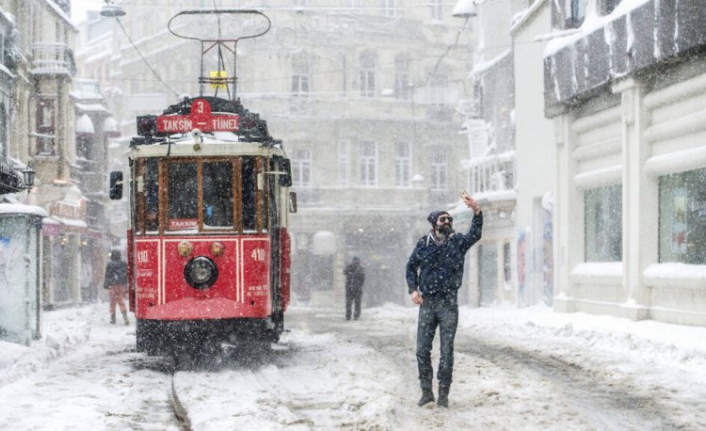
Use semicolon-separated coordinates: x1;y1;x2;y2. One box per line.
0;203;47;217
543;0;651;58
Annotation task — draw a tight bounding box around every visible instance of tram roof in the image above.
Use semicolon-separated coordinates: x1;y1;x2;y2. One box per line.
128;133;287;159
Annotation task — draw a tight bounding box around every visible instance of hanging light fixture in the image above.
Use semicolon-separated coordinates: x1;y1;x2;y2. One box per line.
100;0;126;18
22;163;35;190
452;0;478;18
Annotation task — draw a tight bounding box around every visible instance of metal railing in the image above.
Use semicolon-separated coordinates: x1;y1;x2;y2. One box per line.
31;43;76;76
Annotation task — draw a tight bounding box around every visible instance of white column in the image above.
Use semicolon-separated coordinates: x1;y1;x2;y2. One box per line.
553;114;576;312
613;78;654;320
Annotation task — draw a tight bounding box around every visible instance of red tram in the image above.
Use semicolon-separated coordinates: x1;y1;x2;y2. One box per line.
109;10;295;356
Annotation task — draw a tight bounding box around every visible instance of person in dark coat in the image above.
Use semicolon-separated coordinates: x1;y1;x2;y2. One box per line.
406;195;483;408
104;250;129;325
343;257;365;320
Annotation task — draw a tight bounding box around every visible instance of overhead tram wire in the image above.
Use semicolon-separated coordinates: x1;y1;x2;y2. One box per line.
115;17;180;98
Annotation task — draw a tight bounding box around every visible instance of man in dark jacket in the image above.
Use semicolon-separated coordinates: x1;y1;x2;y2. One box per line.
343;257;365;320
406;195;482;408
104;250;129;325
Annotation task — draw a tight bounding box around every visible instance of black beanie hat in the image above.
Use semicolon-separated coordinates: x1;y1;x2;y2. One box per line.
427;210;450;225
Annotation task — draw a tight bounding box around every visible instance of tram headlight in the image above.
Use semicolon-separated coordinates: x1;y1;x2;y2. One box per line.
210;242;225;257
184;256;219;289
178;241;193;257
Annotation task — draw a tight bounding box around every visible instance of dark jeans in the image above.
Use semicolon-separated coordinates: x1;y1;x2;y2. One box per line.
416;296;459;388
345;288;362;319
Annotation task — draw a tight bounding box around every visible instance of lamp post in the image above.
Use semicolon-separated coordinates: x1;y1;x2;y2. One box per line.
22;163;35;191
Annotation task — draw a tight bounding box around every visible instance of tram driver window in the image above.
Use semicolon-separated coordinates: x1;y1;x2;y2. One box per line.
168;162;198;230
145;159;159;232
203;162;233;228
242;157;257;231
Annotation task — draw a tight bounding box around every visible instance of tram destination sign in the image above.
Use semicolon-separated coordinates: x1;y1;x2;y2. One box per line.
156;99;239;133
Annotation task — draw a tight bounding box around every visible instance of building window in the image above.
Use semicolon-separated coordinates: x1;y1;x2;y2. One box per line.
430;0;443;20
360;141;377;186
292;149;311;187
430;149;447;191
394;55;410;99
564;0;586;29
338;140;348;186
395;142;411;187
659;168;706;264
292;52;310;96
36;98;55;156
291;75;309;95
360;51;376;98
605;0;622;14
381;0;397;17
0;104;6;160
294;0;307;7
584;185;622;262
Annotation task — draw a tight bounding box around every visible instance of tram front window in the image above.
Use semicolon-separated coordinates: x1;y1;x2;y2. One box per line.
168;162;198;230
203;162;233;228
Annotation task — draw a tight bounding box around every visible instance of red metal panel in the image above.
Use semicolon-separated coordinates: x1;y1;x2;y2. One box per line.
241;237;271;317
280;228;291;312
134;239;160;318
132;235;273;320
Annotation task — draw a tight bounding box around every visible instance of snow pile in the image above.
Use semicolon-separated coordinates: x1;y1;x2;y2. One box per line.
0;308;90;387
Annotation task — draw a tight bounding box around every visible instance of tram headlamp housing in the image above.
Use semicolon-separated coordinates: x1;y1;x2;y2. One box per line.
210;242;225;256
178;241;193;257
184;256;219;289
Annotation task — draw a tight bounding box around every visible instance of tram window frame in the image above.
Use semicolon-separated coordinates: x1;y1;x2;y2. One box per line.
134;156;270;235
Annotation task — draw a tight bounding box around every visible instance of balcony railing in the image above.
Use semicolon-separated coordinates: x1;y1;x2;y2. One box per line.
31;43;76;76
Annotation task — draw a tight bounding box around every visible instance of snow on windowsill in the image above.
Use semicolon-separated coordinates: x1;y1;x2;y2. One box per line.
644;263;706;290
571;262;623;284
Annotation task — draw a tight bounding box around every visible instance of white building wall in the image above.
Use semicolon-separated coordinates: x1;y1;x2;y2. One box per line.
511;0;554;306
555;66;706;326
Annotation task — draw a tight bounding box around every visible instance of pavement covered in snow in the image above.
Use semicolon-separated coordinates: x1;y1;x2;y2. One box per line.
1;301;706;430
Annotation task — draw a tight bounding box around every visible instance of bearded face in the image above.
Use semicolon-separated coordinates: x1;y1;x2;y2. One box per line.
435;214;453;236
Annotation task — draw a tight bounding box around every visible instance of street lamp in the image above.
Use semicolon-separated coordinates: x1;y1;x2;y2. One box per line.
100;0;126;18
22;163;36;190
452;0;478;18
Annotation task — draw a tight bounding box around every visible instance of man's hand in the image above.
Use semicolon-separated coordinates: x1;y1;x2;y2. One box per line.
411;290;423;305
463;195;481;215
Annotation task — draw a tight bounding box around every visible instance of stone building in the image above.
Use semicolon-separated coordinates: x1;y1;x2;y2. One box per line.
75;0;474;307
545;0;706;325
0;0;113;319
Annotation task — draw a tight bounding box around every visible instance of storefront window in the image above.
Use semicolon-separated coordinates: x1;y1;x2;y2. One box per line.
584;185;622;262
659;168;706;264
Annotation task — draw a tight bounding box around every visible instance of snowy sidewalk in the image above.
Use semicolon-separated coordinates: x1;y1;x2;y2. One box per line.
3;302;706;385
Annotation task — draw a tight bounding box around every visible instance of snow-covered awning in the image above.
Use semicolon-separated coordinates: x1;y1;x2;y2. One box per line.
75;103;110;115
76;114;94;135
103;116;120;137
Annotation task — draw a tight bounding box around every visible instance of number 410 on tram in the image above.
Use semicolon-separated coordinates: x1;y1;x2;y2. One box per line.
109;96;296;356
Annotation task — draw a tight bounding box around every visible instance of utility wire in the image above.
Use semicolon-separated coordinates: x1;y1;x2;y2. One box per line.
115;17;180;97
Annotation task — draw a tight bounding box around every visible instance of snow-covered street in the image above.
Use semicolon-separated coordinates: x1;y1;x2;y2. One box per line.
2;302;706;430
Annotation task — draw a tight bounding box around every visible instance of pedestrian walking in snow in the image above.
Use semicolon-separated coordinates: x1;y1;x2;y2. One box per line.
104;250;129;325
406;195;483;408
343;256;365;320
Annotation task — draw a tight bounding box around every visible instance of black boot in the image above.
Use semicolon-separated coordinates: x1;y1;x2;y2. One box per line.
122;311;130;326
437;385;450;408
110;314;116;324
417;387;435;407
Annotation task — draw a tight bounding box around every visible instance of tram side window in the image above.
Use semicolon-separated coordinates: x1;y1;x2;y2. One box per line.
242;157;257;231
145;159;159;232
203;162;233;228
168;162;198;230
